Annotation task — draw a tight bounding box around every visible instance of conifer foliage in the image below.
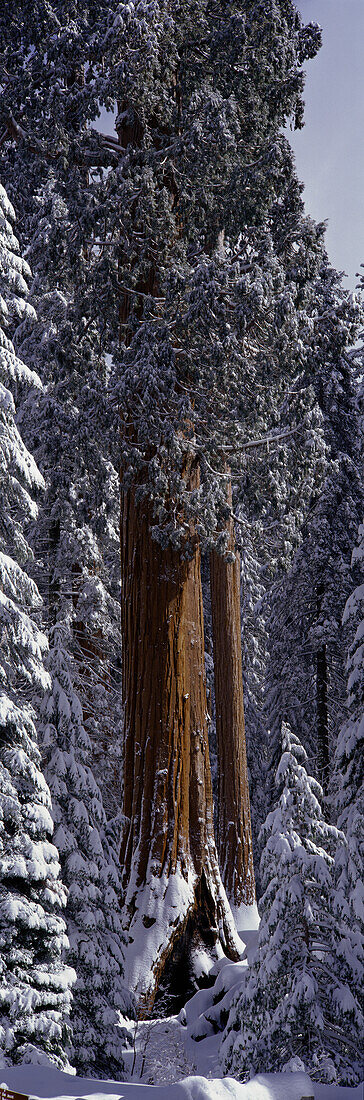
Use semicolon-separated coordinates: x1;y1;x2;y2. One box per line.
0;0;362;1078
221;725;363;1086
334;524;364;1011
0;0;324;547
0;182;74;1068
14;177;124;817
40;624;134;1077
336;523;364;842
264;265;363;790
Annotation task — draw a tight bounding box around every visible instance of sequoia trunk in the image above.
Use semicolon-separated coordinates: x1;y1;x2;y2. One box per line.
210;507;255;911
120;488;239;1006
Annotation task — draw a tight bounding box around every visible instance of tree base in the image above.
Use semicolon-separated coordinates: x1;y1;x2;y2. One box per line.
121;860;241;1011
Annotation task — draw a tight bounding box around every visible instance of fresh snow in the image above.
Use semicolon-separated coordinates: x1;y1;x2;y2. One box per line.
229;903;260;934
123;869;245;1000
0;1062;362;1100
122;867;196;996
122;866;202;997
0;787;362;1100
1;911;361;1099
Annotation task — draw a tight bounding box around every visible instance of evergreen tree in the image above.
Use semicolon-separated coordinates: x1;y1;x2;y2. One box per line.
40;624;134;1077
15;176;124;818
265;264;363;791
0;0;324;545
210;491;256;914
0;182;74;1068
112;2;326;996
334;523;364;1013
239;522;269;898
0;0;330;1001
221;724;363;1085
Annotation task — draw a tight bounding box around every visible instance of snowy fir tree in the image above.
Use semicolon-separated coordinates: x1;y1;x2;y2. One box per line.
39;622;134;1077
238;519;269;897
264;263;363;793
333;523;364;1013
0;181;74;1067
221;724;363;1086
14;176;124;818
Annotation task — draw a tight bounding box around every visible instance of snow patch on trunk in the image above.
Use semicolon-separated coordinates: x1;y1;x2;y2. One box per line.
123;866;196;998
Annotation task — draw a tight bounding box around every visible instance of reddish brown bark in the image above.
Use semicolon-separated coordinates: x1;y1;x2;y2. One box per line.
115;111;239;1003
187;541;213;875
120;487;239;1003
210;506;255;910
120;490;190;889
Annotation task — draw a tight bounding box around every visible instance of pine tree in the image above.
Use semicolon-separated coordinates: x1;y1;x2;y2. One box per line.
40;624;134;1076
221;724;363;1085
0;182;74;1068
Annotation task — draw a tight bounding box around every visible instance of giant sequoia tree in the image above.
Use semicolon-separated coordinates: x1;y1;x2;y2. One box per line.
0;0;325;1003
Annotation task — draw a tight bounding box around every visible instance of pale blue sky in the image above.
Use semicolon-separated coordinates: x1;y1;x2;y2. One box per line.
290;1;364;288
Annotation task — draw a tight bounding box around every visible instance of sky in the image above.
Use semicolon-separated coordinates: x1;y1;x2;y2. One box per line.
290;0;364;290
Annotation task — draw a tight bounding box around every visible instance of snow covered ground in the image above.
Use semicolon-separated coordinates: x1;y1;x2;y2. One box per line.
1;905;362;1100
1;1061;362;1100
2;973;362;1100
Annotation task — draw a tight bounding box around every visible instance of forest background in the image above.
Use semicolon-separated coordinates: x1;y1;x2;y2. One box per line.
0;0;363;1091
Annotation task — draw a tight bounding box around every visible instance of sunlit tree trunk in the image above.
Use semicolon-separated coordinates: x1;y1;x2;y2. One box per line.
120;485;239;1006
115;107;240;1007
210;495;255;911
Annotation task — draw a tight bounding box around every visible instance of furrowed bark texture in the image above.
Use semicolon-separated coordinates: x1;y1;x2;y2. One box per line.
116;109;239;1004
120;488;239;1004
120;490;190;888
210;510;255;910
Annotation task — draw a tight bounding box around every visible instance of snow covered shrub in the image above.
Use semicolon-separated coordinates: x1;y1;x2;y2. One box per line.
221;724;363;1085
40;625;135;1078
0;182;74;1067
